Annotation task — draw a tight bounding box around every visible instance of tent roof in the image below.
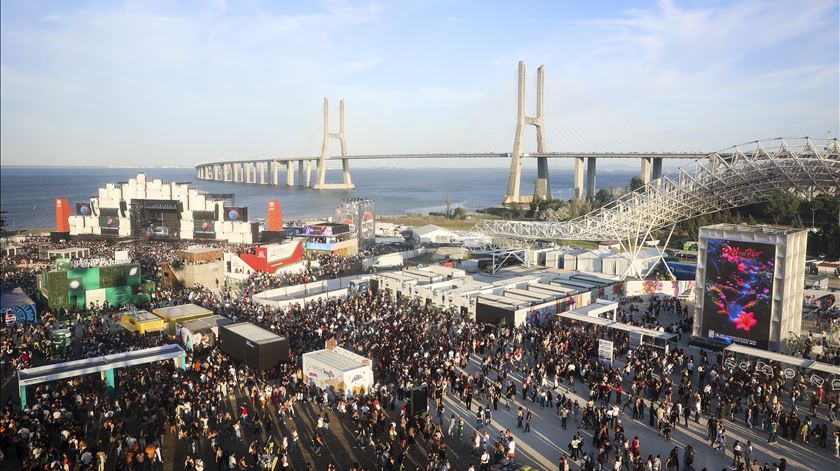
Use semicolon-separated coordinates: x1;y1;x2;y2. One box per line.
413;224;455;236
1;288;35;308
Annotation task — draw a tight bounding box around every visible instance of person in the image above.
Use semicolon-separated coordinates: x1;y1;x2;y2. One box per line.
561;405;569;430
480;449;490;471
312;433;325;456
524;409;534;433
743;440;752;466
559;455;570;471
666;446;679;471
472;431;482;457
768;419;778;444
682;445;693;471
732;440;743;467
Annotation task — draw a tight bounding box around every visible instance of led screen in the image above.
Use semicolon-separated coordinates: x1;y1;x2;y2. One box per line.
701;239;775;348
223;207;248;222
99;215;120;235
76;202;92;216
193;210;216;237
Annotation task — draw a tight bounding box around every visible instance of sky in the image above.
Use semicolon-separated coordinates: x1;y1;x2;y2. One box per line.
1;0;838;169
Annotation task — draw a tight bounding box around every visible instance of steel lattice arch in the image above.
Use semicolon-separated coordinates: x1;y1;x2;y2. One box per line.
475;137;840;243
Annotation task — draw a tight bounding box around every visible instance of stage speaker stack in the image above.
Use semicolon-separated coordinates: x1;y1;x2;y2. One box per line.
409;384;428;417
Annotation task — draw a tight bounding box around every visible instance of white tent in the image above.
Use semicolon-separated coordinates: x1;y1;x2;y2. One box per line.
412;225;457;244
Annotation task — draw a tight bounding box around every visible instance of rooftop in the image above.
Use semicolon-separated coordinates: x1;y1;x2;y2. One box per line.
223;322;284;344
701;223;807;236
152;303;213;320
304;348;369;372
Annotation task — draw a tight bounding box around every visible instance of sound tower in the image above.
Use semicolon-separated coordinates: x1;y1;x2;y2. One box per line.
410;384;428;417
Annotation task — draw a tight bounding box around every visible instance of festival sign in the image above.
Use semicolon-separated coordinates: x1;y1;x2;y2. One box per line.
598;339;614;365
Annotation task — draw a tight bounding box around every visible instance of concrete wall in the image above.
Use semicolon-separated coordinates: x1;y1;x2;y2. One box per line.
252;274;374;308
175;261;225;291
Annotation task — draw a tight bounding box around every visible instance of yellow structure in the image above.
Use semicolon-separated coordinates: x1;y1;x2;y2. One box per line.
120;310;165;335
152;303;214;337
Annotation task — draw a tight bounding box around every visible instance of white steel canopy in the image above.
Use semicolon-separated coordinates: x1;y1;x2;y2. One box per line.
17;344;186;387
476;137;840;242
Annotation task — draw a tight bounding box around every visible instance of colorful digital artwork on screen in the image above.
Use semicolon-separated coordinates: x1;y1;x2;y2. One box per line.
701;239;775;348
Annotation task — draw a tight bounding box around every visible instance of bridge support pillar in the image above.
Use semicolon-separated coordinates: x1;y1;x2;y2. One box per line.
504;61;547;204
640;157;652;186
259;162;266;184
586;157;597;199
298;161;306;187
238;163;245;183
304;161;312;187
216;165;222;181
224;164;230;181
313;98;355;190
574;157;585;200
286;161;295;186
652;158;663;183
249;162;256;183
271;161;279;185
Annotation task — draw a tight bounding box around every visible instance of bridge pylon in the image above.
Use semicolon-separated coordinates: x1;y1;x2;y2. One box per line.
504;61;549;205
313;97;355;190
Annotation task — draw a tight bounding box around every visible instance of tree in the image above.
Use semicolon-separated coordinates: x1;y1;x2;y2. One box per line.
594;188;614;207
454;207;468;220
763;193;801;225
628;176;645;192
445;194;452;219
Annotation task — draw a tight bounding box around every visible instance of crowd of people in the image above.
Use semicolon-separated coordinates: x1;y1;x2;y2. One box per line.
1;235;838;471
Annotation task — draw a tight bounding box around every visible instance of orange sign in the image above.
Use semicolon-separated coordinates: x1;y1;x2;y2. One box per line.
267;200;283;231
55;198;71;232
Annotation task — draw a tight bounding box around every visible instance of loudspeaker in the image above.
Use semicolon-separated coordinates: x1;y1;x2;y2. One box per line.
260;230;287;243
410;385;428;417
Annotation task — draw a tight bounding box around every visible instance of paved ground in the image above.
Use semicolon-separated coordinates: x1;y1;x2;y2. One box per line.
440;353;839;471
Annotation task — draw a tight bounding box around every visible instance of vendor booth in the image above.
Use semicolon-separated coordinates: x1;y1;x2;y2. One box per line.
152;303;214;337
120;310;166;334
179;315;235;351
302;342;374;396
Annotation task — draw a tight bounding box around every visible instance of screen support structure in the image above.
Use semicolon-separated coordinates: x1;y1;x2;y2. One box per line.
608;220;677;281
